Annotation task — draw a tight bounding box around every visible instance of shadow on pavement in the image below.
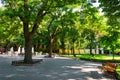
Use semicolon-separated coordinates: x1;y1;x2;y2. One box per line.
0;55;115;80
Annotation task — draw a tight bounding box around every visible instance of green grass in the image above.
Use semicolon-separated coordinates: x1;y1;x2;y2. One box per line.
61;54;120;62
116;66;120;79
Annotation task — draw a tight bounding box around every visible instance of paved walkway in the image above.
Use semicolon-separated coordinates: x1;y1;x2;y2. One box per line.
0;55;115;80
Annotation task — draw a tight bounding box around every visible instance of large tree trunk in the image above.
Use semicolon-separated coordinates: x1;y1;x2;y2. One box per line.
24;35;33;63
20;0;46;64
23;21;34;64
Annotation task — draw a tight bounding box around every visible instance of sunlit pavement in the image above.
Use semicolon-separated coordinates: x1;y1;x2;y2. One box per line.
0;55;114;80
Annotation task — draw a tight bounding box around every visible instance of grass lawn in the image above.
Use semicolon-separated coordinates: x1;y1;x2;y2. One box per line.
61;54;120;62
116;66;120;79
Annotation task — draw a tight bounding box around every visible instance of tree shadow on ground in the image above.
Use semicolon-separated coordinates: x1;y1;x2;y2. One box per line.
0;56;116;80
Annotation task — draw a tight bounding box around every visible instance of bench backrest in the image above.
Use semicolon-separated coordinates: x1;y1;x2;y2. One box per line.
106;62;116;68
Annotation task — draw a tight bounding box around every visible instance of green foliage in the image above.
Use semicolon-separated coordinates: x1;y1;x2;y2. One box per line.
0;0;114;57
82;28;95;41
100;25;120;49
68;27;79;43
99;0;120;19
99;0;120;54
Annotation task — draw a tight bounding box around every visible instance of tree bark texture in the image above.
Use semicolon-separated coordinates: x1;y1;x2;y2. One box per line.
49;38;54;57
24;35;33;63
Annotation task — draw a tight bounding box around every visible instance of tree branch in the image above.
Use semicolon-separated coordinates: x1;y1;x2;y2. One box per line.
30;11;47;36
47;17;55;36
30;0;51;36
23;0;29;37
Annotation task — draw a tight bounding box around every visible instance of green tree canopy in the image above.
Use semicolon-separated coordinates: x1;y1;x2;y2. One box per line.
1;0;83;63
99;0;120;19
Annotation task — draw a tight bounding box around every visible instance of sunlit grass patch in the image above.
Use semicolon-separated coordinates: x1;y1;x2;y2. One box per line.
61;54;120;61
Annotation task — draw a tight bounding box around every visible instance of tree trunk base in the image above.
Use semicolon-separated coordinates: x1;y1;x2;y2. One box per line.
11;59;43;66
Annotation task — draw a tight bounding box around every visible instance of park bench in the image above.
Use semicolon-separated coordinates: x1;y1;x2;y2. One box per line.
102;62;118;79
102;62;117;73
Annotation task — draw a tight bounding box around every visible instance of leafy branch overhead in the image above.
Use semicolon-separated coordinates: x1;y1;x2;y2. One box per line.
99;0;120;18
